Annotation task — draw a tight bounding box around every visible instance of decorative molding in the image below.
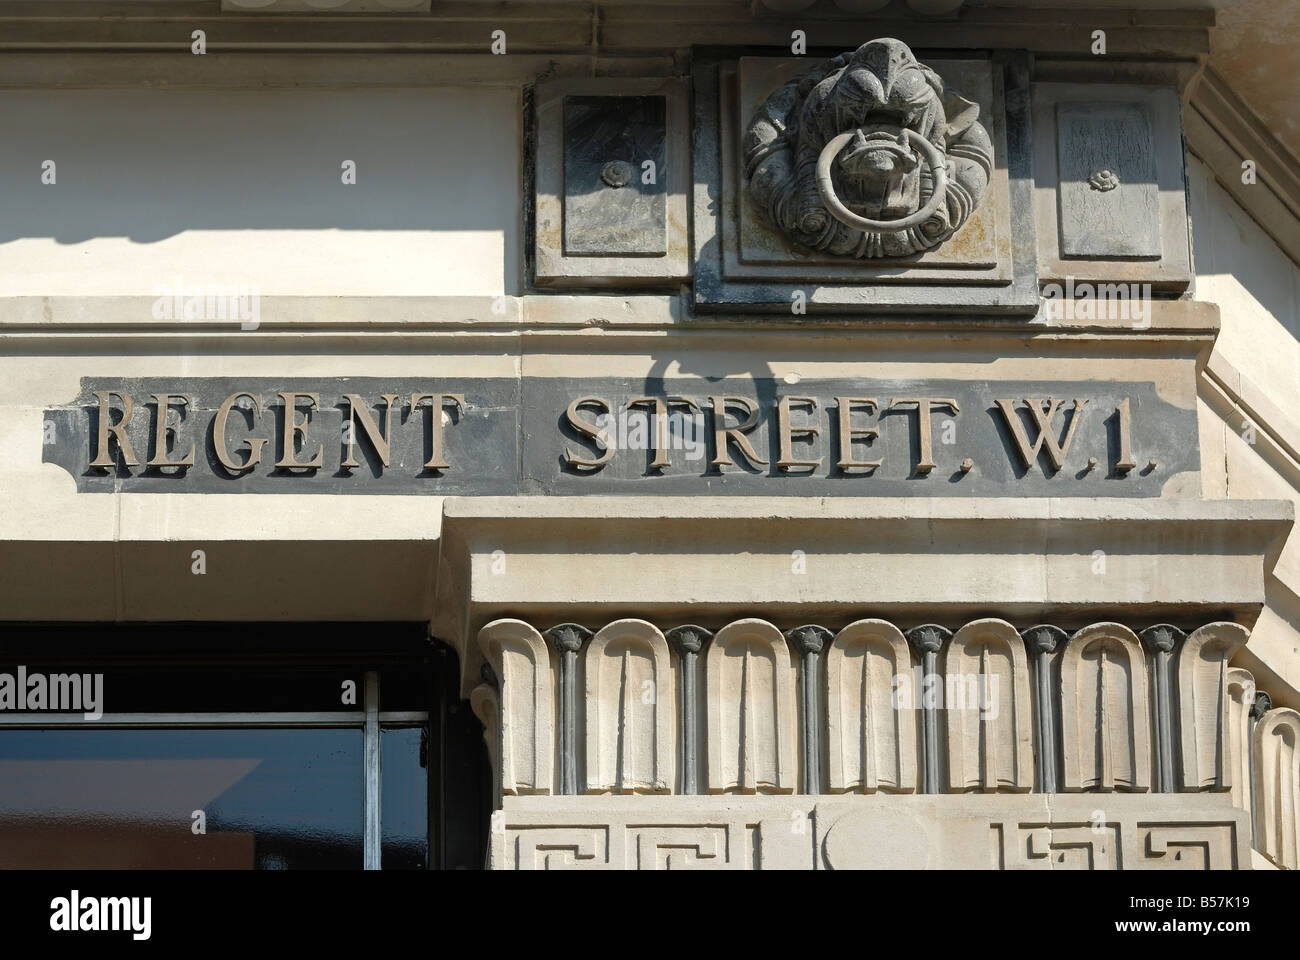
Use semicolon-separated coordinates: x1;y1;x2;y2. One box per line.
667;625;712;795
1140;623;1184;794
1253;707;1300;870
471;614;1284;860
583;619;675;794
945;619;1033;793
743;38;993;259
440;497;1291;698
825;619;917;794
788;624;833;795
1023;624;1067;793
1186;67;1300;270
705;619;798;794
491;793;1249;870
470;682;502;805
1225;667;1254;815
477;619;555;795
0;4;1212;57
906;623;951;795
1176;622;1249;792
544;622;591;795
1060;623;1151;793
532;76;690;286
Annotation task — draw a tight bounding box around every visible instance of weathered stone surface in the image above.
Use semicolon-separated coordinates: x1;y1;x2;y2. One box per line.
825;619;918;794
43;375;1202;498
583;619;675;794
705;619;798;794
1254;707;1300;869
1177;622;1249;791
563;95;666;257
693;50;1040;313
1225;667;1255;814
1056;102;1161;258
944;618;1034;793
534;77;689;285
478;620;556;796
741;40;995;260
490;793;1252;869
1060;623;1151;792
1032;82;1191;290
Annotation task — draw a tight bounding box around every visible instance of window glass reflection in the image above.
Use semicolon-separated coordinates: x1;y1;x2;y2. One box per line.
0;729;362;869
381;726;428;870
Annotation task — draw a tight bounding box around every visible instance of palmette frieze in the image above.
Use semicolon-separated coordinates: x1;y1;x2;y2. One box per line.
473;615;1299;869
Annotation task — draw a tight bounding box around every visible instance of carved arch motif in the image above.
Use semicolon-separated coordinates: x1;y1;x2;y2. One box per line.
584;619;676;794
945;618;1033;792
477;619;555;795
1061;623;1151;792
1254;707;1300;870
1177;622;1249;790
825;619;917;793
1225;667;1255;813
706;619;798;794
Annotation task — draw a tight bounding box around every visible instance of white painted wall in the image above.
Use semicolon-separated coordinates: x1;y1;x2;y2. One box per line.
1191;155;1300;705
0;88;521;297
1190;156;1300;420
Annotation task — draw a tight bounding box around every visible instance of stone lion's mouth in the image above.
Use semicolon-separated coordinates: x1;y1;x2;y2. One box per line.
834;128;922;217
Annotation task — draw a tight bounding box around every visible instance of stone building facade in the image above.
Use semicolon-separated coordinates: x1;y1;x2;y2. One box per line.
1;0;1298;870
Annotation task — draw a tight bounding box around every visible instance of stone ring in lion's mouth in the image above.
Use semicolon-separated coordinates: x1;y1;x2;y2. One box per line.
815;127;949;233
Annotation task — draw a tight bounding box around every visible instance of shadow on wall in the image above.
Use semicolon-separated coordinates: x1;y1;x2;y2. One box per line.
0;88;522;296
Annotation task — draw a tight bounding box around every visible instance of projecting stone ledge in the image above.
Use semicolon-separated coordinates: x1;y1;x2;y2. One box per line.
490;793;1250;870
435;496;1295;695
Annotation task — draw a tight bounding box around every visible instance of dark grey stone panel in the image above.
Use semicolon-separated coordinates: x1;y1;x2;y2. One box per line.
43;377;521;495
44;375;1196;496
1057;102;1161;259
519;376;1196;497
563;95;667;257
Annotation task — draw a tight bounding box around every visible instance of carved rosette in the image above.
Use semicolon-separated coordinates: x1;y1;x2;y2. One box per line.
743;37;993;258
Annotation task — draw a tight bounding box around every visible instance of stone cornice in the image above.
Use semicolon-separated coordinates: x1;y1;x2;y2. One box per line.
0;2;1212;56
435;495;1295;695
0;295;1223;341
1186;66;1300;270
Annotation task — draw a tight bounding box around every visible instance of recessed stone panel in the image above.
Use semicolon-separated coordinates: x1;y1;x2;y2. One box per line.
562;95;667;257
1057;101;1161;259
1032;83;1191;290
534;78;689;286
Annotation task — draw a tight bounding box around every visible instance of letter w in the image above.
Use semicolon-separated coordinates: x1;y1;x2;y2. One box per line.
994;398;1089;472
